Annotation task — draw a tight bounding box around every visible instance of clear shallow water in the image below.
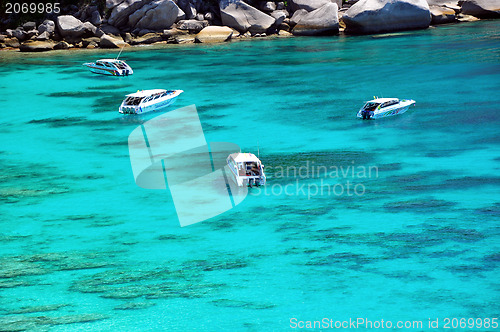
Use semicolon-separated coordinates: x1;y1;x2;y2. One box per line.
0;21;499;331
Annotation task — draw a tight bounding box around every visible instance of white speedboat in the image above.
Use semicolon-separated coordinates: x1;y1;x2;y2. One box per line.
83;59;133;76
357;98;415;120
227;153;266;187
119;89;183;114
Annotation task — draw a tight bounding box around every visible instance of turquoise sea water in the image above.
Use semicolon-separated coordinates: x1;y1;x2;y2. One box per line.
0;21;499;331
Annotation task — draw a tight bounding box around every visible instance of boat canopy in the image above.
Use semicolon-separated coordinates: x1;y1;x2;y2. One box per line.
124;96;144;106
95;59;129;69
368;98;398;103
229;153;261;163
95;61;116;67
379;99;399;108
126;89;167;98
123;90;179;106
363;98;399;110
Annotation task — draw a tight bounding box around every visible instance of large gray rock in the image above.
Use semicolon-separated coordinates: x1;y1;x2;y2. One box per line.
290;8;309;25
343;0;432;34
293;3;339;35
177;19;209;33
23;22;37;30
128;1;158;27
131;0;182;30
290;0;331;12
461;0;500;18
100;34;129;48
56;15;87;38
195;26;233;43
19;40;54;52
108;0;149;27
220;0;276;34
430;5;456;23
38;20;55;34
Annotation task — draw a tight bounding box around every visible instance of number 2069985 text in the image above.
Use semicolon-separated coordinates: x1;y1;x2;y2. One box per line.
5;3;60;14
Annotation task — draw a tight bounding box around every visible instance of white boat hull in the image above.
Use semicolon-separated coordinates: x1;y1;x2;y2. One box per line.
357;99;415;119
119;90;182;114
83;63;133;77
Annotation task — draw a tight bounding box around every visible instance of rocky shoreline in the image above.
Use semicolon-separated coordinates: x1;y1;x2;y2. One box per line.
0;0;498;52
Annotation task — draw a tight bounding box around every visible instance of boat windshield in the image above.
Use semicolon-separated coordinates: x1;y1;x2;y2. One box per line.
96;61;115;68
142;91;175;103
124;96;144;105
363;102;379;111
380;99;399;108
115;62;128;69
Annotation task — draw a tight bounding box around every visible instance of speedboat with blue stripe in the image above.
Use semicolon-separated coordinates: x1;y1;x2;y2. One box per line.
119;89;183;115
357;98;415;120
83;59;133;76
